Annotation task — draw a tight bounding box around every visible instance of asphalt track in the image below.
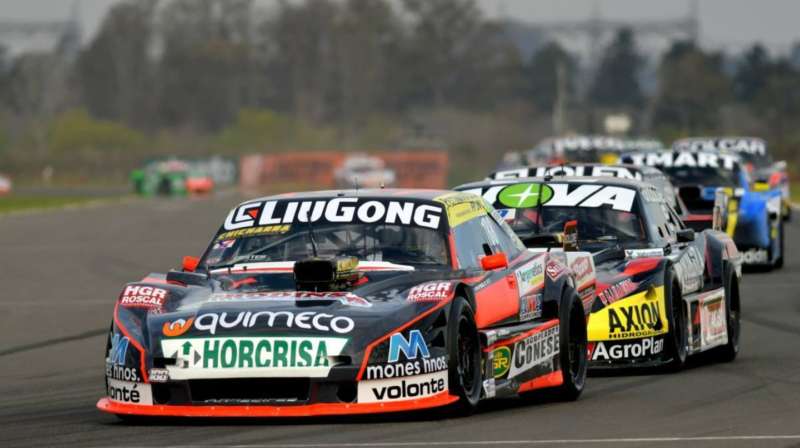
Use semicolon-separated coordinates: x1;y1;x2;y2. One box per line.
2;195;800;448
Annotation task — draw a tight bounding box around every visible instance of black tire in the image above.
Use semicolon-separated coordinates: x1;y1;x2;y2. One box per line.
446;297;481;416
713;265;741;362
553;288;587;401
774;219;784;269
664;270;688;370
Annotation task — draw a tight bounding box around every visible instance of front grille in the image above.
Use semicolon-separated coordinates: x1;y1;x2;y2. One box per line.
679;186;714;214
188;378;310;404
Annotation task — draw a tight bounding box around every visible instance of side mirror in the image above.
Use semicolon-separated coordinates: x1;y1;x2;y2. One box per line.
481;252;508;271
563;220;578;251
676;228;695;243
182;255;200;272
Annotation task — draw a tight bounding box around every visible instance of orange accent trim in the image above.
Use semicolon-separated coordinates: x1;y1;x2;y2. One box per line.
517;370;563;393
448;232;459;270
113;303;149;383
473;280;524;328
356;299;451;380
483;318;559;352
97;392;459;417
684;214;713;222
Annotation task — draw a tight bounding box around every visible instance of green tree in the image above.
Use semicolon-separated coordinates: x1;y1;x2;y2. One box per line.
526;42;576;112
653;41;732;133
589;28;644;108
733;44;771;102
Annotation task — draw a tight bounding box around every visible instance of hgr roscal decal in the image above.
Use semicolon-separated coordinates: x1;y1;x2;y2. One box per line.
223;199;443;231
477;183;637;213
626;151;739;170
492;165;642;181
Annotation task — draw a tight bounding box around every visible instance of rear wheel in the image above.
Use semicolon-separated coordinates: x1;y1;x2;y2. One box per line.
446;297;481;415
774;219;785;269
713;266;740;362
664;271;688;370
554;288;587;401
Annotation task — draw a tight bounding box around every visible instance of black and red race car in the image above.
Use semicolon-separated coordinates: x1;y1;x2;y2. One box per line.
98;189;591;418
456;176;743;369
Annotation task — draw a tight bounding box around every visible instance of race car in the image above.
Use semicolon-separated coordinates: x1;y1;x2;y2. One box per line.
621;149;785;269
97;189;590;419
455;176;742;370
525;136;664;166
487;163;679;209
674;137;791;221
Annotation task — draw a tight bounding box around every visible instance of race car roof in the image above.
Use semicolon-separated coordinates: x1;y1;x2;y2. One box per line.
488;163;658;180
244;188;453;205
458;175;650;191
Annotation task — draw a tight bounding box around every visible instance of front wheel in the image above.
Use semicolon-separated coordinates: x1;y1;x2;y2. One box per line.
446;297;481;415
554;288;587;401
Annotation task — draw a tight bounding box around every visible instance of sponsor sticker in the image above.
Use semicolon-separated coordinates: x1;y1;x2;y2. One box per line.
406;282;453;303
107;378;153;405
519;294;542;321
208;291;371;307
570;256;592;285
545;260;564;281
741;248;768;265
590;337;664;361
588;287;669;341
598;279;637;306
119;285;167;310
700;292;727;349
216;225;290;241
357;370;448;403
482;183;637;213
148;368;170;383
627;151;738;170
515;257;545;297
161;310;356;337
161;336;348;379
388;330;430;363
224;199;443;231
365;355;447;380
492;347;511;378
508;325;560;378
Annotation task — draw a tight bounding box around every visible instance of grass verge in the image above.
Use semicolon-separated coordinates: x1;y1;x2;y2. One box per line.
0;195;103;214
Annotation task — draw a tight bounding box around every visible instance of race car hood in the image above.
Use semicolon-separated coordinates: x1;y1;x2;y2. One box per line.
113;265;459;380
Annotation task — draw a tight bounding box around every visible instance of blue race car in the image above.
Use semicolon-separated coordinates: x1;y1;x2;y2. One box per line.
674;137;791;221
622;149;784;269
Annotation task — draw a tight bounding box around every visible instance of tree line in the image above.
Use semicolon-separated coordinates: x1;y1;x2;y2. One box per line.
1;0;799;180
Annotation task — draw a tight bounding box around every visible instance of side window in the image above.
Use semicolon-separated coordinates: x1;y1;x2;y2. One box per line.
452;218;492;270
479;215;521;259
644;198;672;244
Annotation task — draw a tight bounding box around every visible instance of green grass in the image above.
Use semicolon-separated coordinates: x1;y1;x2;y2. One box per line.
791;182;800;205
0;195;101;214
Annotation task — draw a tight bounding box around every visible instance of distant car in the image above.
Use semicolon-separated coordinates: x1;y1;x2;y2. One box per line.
487;163;679;209
97;189;590;419
525;136;664;165
455;176;742;370
622;149;784;269
335;154;396;188
674;137;791;221
131;159;215;197
0;174;11;195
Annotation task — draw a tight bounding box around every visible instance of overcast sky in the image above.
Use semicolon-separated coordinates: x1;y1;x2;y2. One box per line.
0;0;798;55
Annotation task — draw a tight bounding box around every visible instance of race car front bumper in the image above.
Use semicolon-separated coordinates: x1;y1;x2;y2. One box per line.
97;391;459;418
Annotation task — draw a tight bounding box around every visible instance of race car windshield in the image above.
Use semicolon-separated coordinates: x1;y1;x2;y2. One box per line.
203;223;450;268
660;166;739;187
508;206;647;249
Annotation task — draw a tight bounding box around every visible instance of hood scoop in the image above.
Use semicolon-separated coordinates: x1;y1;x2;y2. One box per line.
293;257;360;292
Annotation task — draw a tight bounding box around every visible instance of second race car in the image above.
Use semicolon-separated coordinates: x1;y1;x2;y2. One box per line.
456;176;743;370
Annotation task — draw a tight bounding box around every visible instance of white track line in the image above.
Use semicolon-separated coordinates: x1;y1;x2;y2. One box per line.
155;435;800;448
